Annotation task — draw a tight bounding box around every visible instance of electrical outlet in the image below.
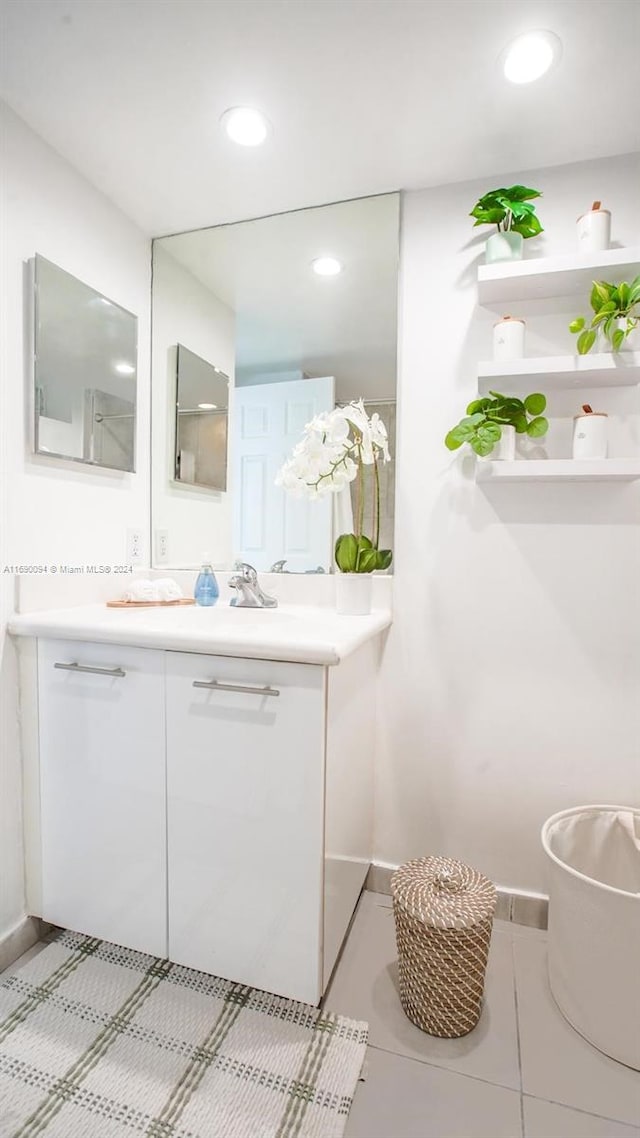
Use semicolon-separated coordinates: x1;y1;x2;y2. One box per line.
126;527;144;565
155;529;169;565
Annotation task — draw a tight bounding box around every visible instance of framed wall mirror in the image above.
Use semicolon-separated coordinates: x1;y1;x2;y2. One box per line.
174;345;229;490
151;192;399;571
33;255;137;472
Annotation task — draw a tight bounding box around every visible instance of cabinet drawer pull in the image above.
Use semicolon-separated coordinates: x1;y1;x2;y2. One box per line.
192;679;280;697
54;662;126;678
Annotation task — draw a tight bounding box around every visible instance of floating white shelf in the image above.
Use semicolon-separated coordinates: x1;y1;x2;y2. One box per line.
478;352;640;392
476;459;640;484
478;247;640;304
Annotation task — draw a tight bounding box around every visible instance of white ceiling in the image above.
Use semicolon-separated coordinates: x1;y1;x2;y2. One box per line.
160;193;399;399
1;0;639;237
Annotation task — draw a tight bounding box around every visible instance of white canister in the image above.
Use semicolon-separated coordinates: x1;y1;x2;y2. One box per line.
493;316;526;361
576;202;611;253
572;408;608;460
335;572;373;616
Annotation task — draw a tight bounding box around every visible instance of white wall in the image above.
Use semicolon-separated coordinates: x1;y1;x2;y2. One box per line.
0;102;151;944
376;152;640;894
151;246;234;569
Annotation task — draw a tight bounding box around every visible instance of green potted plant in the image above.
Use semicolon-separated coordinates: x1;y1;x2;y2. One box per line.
470;185;543;264
569;277;640;354
445;391;548;460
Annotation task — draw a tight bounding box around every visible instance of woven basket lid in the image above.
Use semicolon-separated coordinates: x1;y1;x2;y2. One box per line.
391;856;496;931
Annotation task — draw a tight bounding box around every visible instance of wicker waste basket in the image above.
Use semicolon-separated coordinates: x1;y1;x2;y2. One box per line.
391;856;497;1038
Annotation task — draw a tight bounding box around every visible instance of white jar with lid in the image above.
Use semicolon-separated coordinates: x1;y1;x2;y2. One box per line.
572;406;608;460
493;316;525;361
576;202;611;253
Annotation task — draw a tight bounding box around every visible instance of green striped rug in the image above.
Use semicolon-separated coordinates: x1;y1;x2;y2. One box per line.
0;930;367;1138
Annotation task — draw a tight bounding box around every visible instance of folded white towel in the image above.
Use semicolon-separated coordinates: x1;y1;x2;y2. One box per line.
122;578;183;603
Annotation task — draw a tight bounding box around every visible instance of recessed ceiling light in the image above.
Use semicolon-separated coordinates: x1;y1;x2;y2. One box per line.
312;257;343;277
503;31;560;84
220;106;270;146
114;361;135;375
198;403;217;410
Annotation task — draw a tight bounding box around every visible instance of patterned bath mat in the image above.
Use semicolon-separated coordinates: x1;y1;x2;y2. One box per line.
0;930;367;1138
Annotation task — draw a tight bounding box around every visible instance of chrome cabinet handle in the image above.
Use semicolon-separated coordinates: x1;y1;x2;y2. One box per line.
54;662;126;678
192;679;280;697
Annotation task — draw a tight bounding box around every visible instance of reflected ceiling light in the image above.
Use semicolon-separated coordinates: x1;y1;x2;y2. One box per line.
221;106;270;146
312;256;343;277
198;402;217;410
503;31;560;83
114;361;135;375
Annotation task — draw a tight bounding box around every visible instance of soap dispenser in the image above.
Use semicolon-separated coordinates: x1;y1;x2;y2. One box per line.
194;553;219;606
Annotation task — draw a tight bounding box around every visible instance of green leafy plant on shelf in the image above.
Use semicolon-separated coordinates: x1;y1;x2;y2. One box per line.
445;392;549;457
569;277;640;354
469;185;544;238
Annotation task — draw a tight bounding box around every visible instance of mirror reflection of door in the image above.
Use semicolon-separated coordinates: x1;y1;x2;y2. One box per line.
234;377;335;573
175;345;229;491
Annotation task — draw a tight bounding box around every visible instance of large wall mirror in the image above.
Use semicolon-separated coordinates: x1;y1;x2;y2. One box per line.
151;193;399;571
33;255;137;472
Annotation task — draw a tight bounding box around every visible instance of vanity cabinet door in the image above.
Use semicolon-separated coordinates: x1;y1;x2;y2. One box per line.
166;652;326;1004
37;639;166;957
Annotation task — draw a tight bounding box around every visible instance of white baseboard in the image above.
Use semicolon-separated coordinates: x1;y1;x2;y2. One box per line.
0;916;41;973
366;862;548;930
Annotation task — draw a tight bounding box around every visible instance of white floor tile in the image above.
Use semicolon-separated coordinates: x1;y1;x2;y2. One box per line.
514;935;640;1126
325;891;520;1090
344;1047;522;1138
523;1096;640;1138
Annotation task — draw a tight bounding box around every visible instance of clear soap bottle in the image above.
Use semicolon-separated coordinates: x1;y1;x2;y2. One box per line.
194;553;219;607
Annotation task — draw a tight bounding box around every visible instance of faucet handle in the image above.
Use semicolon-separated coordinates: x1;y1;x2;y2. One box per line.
270;559;287;573
233;561;258;583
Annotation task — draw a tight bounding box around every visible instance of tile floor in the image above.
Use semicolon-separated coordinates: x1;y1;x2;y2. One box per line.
323;891;640;1138
3;894;639;1138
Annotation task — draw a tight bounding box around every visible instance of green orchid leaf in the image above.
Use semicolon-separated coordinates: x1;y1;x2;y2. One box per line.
526;416;549;438
375;549;393;571
524;392;546;415
569;317;585;334
358;548;379;574
577;329;597;355
335;533;358;573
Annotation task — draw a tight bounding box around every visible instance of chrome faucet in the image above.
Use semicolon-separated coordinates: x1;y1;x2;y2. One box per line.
270;559;288;573
229;562;278;608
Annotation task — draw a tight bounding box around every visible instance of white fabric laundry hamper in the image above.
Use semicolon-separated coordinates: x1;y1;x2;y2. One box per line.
541;805;640;1070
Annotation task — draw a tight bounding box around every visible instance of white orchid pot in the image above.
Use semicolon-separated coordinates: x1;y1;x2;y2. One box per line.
493;316;526;361
485;231;524;265
576;204;611;253
478;424;516;463
335;572;373;616
573;411;608;460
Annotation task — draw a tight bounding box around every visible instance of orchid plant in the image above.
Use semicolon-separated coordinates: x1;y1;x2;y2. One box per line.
276;399;393;573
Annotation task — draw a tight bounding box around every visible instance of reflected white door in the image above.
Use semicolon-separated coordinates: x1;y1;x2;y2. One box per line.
233;376;335;572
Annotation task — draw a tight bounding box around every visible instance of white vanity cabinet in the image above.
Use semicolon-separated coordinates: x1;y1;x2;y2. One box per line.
166;653;325;1003
37;639;167;957
27;630;379;1005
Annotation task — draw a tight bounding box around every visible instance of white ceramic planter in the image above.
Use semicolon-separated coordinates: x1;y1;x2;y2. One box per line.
485;231;524;264
573;412;608;460
596;318;640;353
576;206;611;253
478;424;516;462
335;573;373;616
493;316;526;361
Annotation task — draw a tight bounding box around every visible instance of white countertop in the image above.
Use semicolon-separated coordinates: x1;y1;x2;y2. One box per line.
8;602;392;666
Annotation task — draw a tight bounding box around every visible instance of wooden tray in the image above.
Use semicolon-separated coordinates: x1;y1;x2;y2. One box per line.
106;598;195;609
